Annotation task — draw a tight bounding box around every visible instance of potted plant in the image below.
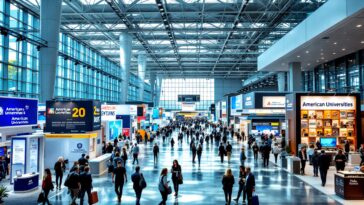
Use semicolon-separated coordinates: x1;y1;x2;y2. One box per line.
0;185;9;204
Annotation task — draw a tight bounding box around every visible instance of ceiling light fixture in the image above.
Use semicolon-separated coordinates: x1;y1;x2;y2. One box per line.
356;24;362;28
305;50;309;54
333;42;337;45
361;41;364;44
342;48;346;51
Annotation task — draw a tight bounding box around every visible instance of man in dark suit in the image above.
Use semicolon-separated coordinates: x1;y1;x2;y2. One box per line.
318;150;331;186
79;166;93;205
245;167;255;205
298;147;308;175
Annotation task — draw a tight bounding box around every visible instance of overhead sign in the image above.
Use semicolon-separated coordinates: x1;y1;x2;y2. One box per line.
0;97;38;127
101;104;137;121
178;95;200;102
244;96;253;107
231;95;243;110
300;96;356;110
45;100;101;133
263;96;286;108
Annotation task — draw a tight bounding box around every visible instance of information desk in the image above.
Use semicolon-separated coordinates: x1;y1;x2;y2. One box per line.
335;171;364;200
89;153;112;176
13;173;39;192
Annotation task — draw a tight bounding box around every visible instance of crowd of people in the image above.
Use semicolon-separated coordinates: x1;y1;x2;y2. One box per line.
38;116;364;205
38;118;259;205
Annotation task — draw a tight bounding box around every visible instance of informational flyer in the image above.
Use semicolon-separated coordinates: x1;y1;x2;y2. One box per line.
12;139;26;165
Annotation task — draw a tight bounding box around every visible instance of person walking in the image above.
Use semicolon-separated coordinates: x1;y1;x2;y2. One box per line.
132;143;140;165
233;166;246;204
222;168;235;205
307;145;315;165
192;143;197;163
171;138;175;149
359;144;364;165
272;143;281;164
245;167;255;205
41;168;53;205
54;157;65;190
131;166;145;205
153;143;160;163
68;166;81;205
252;142;259;161
113;152;123;168
240;147;247;167
197;144;203;166
219;143;226;163
312;149;320;177
298;147;308;175
171;160;182;197
121;148;128;167
78;154;88;166
335;149;347;172
262;142;271;167
226;142;233;163
318;150;331;186
79;166;93;205
112;161;127;202
158;168;170;205
344;140;350;159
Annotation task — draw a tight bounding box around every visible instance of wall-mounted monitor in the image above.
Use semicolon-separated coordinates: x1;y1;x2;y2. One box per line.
320;137;337;148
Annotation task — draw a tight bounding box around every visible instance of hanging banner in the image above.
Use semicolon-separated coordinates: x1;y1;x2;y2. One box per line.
0;97;38;127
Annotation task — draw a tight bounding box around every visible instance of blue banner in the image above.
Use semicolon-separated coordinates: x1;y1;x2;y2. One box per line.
116;115;131;128
0;97;38;127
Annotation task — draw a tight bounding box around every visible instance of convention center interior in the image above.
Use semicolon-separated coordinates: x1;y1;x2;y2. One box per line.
0;0;364;205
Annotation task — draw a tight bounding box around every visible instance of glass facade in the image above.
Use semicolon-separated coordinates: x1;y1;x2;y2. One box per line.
0;0;151;103
160;78;214;110
0;0;39;98
302;49;364;102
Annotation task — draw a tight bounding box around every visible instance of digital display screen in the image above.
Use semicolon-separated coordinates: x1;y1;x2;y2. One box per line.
320;137;337;148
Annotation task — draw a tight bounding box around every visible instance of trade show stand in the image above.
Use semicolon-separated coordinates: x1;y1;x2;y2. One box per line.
89;153;112;176
13;173;39;192
335;171;364;200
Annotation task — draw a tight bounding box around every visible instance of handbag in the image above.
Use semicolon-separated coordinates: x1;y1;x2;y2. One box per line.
64;173;71;187
37;191;45;203
178;174;183;185
139;174;147;189
167;186;172;195
90;191;99;204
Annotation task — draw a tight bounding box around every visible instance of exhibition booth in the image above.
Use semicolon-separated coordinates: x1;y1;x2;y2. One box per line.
101;104;138;141
286;93;362;155
233;92;288;138
43;100;103;170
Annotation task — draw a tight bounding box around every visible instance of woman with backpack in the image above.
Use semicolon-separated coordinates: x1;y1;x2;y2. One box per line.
158;168;170;205
131;166;146;205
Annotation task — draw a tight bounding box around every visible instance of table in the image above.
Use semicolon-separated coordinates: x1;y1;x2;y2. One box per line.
13;173;39;192
89;153;112;176
335;171;364;200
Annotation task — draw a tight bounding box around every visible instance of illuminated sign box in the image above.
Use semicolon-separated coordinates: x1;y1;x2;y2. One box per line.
45;100;101;133
0;97;38;127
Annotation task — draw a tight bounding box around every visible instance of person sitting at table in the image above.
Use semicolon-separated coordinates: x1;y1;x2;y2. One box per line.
334;149;347;172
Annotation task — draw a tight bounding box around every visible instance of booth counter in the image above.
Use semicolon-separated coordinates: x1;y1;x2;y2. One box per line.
13;173;39;192
335;171;364;200
89;153;112;176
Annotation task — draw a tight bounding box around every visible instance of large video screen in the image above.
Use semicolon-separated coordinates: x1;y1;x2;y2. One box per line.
0;97;38;127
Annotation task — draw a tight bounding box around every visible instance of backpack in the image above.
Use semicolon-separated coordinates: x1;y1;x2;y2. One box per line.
139;174;147;189
64;173;72;187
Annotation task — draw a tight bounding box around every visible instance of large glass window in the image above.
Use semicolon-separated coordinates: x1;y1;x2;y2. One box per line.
160;78;214;110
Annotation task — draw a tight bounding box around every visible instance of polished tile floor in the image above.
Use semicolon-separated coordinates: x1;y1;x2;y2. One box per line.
5;132;340;205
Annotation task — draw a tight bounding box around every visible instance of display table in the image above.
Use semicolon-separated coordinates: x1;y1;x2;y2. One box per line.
349;153;361;165
13;173;39;192
335;171;364;200
89;153;112;176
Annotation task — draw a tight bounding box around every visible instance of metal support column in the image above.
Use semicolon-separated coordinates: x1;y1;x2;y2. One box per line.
288;62;302;92
39;0;62;102
277;72;286;92
119;32;133;103
137;53;146;101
